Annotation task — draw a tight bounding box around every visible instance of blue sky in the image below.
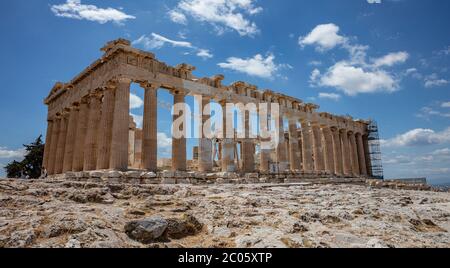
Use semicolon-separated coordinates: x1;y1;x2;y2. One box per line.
0;0;449;184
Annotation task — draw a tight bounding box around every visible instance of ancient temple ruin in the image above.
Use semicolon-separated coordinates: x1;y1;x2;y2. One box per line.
42;39;375;180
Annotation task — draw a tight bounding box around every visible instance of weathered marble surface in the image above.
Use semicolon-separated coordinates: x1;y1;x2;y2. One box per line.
0;179;449;248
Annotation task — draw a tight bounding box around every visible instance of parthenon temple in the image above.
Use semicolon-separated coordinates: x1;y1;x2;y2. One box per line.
43;39;375;181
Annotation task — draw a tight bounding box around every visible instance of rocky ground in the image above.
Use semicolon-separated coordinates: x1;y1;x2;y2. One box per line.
0;179;449;248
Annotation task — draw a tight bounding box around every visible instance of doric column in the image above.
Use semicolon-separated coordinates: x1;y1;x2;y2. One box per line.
349;132;360;176
288;117;301;171
322;126;335;175
172;90;187;171
301;120;314;172
242;109;255;173
42;118;54;170
72;98;89;172
110;78;131;171
312;123;325;172
96;87;115;170
62;106;79;172
259;103;270;172
363;135;372;176
47;116;61;175
340;129;352;176
83;94;102;171
54;112;68;174
221;101;236;172
276;115;289;171
356;133;368;176
331;128;343;176
198;96;213;172
141;83;158;172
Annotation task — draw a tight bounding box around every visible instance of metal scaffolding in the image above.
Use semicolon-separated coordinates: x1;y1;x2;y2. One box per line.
367;120;384;180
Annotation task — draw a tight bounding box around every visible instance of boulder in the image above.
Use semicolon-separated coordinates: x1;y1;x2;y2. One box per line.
124;216;168;244
166;214;203;239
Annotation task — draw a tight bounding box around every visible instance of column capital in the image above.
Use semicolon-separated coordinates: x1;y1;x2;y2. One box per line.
171;88;187;96
140;81;159;90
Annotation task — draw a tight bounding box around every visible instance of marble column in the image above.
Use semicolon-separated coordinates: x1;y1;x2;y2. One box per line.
363;135;372;176
288;117;301;171
322;126;335;175
72;98;89;172
47;117;61;175
54;112;68;174
356;133;368;176
83;94;102;171
141;84;158;172
221;101;236;172
312;124;325;172
276;116;288;171
301;120;314;172
349;132;360;176
331;128;343;176
42;119;54;170
242;109;255;173
198;96;213;172
96;87;115;170
340;130;352;176
259;103;270;172
172;90;187;171
62;106;79;172
110;78;131;171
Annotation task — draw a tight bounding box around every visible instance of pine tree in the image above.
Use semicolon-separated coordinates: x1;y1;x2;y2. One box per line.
4;136;44;179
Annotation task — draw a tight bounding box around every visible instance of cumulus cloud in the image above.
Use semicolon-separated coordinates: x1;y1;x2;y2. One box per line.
381;127;450;147
196;49;213;59
372;51;409;67
367;0;382;4
130;93;144;110
132;33;213;59
318;62;398;96
301;23;408;96
218;53;288;79
0;147;25;159
50;0;135;24
157;133;172;148
169;0;262;36
318;92;341;101
299;23;347;51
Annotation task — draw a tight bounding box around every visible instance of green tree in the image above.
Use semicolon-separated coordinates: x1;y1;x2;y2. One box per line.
4;136;44;179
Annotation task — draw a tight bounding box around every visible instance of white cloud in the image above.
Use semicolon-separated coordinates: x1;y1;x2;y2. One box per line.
157;132;172;148
170;0;262;36
168;10;187;25
424;74;449;88
196;49;213;59
416;106;450;120
372;51;409;67
318;92;341;101
132;33;213;59
301;24;408;96
0;147;25;159
50;0;135;24
133;33;193;50
317;62;398;96
367;0;382;4
299;23;347;51
130;93;144;110
441;102;450;108
218;53;287;79
381;127;450;147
